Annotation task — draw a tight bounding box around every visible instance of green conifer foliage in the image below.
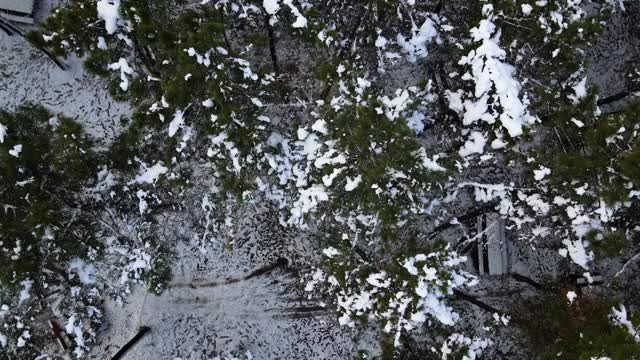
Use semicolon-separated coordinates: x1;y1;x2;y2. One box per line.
31;1;268;196
322;99;444;228
515;293;640;360
0;104;98;284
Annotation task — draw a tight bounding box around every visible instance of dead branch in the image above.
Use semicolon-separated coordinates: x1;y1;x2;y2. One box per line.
111;326;151;360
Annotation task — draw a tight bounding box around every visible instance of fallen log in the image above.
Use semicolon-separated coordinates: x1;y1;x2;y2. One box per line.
111;326;151;360
170;257;289;288
244;257;288;280
597;91;629;106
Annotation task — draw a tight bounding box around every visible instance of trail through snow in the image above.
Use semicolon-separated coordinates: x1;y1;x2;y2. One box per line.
90;249;371;359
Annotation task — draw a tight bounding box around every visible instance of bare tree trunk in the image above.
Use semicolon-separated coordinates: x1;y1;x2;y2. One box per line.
265;16;280;75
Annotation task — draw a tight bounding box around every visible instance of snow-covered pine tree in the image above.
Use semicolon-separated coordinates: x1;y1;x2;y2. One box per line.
16;0;640;358
0;104;102;358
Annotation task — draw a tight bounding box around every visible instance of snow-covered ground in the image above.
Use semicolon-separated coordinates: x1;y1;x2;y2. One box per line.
0;24;129;145
88;203;377;359
91;271;371;359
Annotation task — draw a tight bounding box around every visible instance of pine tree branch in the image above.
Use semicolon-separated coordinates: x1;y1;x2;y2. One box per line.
511;273;552;292
219;11;234;53
452;289;501;314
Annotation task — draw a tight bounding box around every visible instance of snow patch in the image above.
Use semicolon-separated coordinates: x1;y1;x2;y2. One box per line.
533;166;551;181
344;175;362;192
311;119;328;135
18;280;33;305
97;36;107;50
459;131;486;157
97;0;121;34
558;239;593;269
132;162;169;185
168;109;185;137
136;190;148;215
283;0;308;28
458;18;536;137
611;305;639;342
8;144;22;157
68;258;98;285
397;18;438;63
322;247;340;258
107;58;134;91
568;76;588;104
263;0;280;15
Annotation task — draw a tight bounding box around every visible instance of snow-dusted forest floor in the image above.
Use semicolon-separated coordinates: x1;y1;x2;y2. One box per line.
0;20;129;145
90;254;375;359
2;1;640;359
0;12;378;360
87;199;377;359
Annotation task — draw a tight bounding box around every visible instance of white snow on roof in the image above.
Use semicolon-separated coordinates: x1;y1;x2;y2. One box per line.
0;0;34;15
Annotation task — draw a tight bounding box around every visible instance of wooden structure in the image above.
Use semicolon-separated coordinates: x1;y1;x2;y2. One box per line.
0;0;35;24
48;318;73;350
575;274;603;288
474;213;510;275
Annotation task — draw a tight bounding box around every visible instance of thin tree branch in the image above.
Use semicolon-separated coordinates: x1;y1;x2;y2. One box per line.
453;289;502;314
608;252;640;286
